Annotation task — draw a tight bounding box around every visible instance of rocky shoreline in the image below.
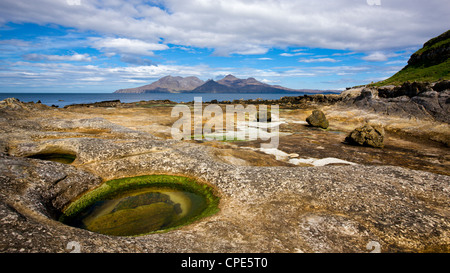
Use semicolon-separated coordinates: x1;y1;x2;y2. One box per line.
0;86;449;253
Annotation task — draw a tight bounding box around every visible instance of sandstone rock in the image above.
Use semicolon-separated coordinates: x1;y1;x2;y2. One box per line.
345;124;385;148
306;110;329;129
339;87;363;101
0;99;449;253
0;98;27;110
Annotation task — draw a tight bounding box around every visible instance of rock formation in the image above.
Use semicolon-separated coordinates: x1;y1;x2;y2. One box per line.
306;110;329;129
377;29;450;85
345;124;385;148
0;99;448;253
339;82;450;124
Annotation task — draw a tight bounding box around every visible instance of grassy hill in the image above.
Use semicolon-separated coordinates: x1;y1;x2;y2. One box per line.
374;30;450;86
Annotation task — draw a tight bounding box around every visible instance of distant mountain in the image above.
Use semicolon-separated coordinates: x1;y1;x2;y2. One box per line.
191;79;235;93
189;74;330;94
375;29;450;86
190;75;276;93
115;74;336;94
114;76;204;93
217;74;263;88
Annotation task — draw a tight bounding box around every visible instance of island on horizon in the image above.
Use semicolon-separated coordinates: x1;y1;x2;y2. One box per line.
114;74;340;94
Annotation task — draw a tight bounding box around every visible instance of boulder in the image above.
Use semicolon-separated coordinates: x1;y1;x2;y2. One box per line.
306;110;329;129
345;124;385;148
432;80;450;92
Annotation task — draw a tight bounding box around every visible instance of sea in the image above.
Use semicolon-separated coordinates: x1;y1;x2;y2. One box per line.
0;92;317;108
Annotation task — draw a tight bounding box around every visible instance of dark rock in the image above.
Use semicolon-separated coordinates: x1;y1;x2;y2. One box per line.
357;88;378;100
433;80;450;92
345;124;385;148
340;82;450;123
64;100;121;108
408;30;450;67
306;110;329;129
379;82;432;98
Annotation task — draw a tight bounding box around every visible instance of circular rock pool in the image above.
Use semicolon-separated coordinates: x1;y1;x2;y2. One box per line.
60;175;219;236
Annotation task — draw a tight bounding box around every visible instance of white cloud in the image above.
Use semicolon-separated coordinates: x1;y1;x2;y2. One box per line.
0;39;31;47
260;78;278;84
386;60;407;65
280;52;310;57
361;52;389;62
23;53;92;62
80;77;106;82
299;58;339;63
0;0;448;56
90;37;168;56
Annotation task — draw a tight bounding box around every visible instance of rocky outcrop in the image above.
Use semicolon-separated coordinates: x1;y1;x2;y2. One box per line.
202;80;449;125
306;110;329;129
339;81;450;124
64;100;121;108
0;97;52;111
345;124;385;148
377;30;450;85
0;103;449;253
408;30;450;67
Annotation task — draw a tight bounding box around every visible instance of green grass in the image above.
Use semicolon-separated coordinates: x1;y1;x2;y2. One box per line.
373;58;450;86
415;38;450;55
60;175;220;235
372;30;450;87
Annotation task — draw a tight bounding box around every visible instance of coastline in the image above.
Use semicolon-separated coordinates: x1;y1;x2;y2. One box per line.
0;81;449;253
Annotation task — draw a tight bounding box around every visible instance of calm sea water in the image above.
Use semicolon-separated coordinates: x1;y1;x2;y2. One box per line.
0;92;312;108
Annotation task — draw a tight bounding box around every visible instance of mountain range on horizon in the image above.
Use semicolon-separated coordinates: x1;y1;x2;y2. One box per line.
114;74;337;94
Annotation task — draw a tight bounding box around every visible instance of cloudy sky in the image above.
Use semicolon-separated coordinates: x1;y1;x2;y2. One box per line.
0;0;449;93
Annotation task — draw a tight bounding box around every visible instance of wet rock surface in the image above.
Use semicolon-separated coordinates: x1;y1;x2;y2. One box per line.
0;98;449;253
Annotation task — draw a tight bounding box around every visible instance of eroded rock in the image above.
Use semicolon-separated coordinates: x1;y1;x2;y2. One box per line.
0;99;449;253
306;110;329;129
345;124;385;148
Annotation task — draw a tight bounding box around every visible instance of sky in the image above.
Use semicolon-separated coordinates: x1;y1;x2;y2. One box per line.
0;0;449;93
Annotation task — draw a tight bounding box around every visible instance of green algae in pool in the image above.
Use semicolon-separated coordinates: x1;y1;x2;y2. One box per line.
28;153;76;164
60;175;219;236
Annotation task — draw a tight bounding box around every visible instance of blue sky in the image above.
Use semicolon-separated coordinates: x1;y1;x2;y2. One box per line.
0;0;449;93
